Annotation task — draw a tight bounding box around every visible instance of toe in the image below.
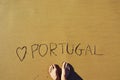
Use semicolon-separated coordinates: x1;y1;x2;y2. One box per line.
49;65;53;73
62;62;66;68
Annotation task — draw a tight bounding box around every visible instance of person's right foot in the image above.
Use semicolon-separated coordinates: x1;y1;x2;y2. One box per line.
61;62;71;80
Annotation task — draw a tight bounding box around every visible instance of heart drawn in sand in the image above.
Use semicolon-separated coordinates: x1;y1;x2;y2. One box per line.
16;46;27;62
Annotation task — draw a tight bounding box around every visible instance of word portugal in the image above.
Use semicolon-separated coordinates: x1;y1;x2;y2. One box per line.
16;43;102;62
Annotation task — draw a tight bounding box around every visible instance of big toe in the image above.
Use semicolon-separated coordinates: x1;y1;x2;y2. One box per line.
62;62;71;77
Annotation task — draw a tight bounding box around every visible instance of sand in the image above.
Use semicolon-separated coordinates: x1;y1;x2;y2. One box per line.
0;0;120;80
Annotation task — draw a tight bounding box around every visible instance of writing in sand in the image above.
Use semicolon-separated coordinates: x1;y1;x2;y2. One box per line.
16;42;103;62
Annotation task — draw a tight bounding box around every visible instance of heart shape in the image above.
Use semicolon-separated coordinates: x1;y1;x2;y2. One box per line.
16;46;27;62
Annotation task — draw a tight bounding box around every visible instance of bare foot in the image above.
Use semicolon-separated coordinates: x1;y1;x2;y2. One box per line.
61;62;71;80
49;64;60;80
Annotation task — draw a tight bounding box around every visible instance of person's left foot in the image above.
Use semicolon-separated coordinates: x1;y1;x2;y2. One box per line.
49;64;60;80
61;62;71;80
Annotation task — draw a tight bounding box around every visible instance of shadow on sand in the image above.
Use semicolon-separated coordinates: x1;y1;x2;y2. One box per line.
55;63;83;80
67;63;83;80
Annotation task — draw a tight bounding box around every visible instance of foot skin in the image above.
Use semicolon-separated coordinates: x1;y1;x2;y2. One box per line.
49;64;60;80
61;62;71;80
